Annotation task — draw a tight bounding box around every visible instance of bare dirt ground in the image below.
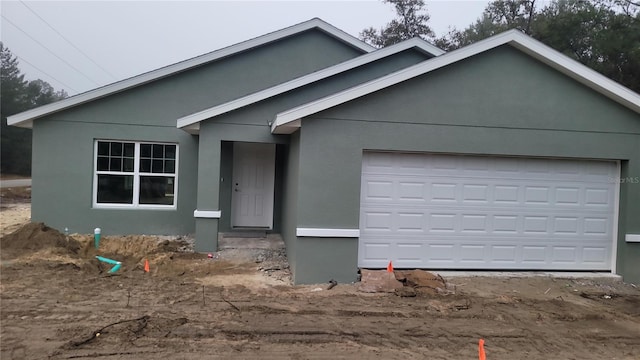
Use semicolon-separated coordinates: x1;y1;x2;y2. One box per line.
0;185;31;238
1;194;639;359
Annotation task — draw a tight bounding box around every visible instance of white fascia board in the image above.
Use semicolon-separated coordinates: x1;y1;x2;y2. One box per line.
176;38;444;129
410;37;446;56
272;29;640;134
7;18;373;128
296;228;360;237
626;234;640;243
182;123;200;135
313;18;376;53
271;119;301;135
193;210;221;219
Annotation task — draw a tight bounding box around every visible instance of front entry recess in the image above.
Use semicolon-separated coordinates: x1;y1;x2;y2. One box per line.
231;142;276;229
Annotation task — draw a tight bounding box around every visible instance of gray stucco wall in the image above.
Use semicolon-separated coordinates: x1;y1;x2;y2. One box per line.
193;47;431;252
295;238;359;284
292;45;640;284
282;132;301;278
208;48;429;128
29;29;365;237
31;120;198;235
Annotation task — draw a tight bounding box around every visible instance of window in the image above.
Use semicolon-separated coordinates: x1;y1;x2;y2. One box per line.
94;140;178;208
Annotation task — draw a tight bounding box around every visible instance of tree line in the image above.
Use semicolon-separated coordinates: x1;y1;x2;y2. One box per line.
1;43;67;175
361;0;639;94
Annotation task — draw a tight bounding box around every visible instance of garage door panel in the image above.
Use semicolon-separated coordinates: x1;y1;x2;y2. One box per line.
521;246;547;264
585;188;612;206
362;211;393;231
359;152;616;270
583;247;608;263
361;208;612;239
361;243;392;262
362;178;613;210
359;236;610;270
584;217;609;235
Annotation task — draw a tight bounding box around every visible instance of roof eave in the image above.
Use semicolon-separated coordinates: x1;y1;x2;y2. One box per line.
7;18;373;128
507;36;640;114
271;29;640;133
271;119;301;134
176;37;445;129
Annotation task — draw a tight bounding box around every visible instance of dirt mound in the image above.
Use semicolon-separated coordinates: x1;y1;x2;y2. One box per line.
0;222;292;285
395;269;445;287
1;222;81;259
1;222;197;275
71;234;190;257
53;234;197;274
394;270;451;295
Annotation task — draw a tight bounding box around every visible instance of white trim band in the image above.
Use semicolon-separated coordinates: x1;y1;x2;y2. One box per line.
194;210;222;219
626;234;640;243
296;228;360;237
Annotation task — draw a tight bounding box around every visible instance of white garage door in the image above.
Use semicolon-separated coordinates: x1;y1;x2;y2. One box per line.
359;152;618;270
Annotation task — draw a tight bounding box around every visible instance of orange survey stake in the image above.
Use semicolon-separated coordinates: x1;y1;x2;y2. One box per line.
479;339;486;360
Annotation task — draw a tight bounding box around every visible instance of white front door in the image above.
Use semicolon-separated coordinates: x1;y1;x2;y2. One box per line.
231;142;275;229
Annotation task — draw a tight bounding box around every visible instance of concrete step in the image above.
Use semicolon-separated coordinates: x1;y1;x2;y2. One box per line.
218;233;284;250
221;231;267;239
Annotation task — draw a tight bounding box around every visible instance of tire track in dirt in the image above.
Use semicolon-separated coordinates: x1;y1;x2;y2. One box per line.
2;223;639;360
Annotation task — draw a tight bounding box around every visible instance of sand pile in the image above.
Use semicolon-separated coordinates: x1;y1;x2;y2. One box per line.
1;222;197;274
70;234;197;273
1;222;81;259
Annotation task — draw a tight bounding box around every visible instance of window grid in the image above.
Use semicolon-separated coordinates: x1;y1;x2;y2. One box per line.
139;143;176;174
96;141;135;172
94;140;178;209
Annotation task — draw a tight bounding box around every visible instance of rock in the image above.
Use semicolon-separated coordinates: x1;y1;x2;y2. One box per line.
357;269;404;293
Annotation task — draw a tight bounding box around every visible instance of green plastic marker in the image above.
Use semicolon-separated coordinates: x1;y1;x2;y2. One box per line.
94;228;101;249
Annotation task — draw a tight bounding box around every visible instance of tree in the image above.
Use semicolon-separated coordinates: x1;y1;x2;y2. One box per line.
1;42;67;175
1;43;28;116
360;0;435;47
434;0;537;49
534;0;640;92
435;0;640;93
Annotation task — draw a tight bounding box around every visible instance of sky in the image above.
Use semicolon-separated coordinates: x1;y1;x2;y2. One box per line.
1;0;490;95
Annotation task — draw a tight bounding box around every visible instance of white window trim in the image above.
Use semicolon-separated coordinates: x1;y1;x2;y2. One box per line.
92;140;179;210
